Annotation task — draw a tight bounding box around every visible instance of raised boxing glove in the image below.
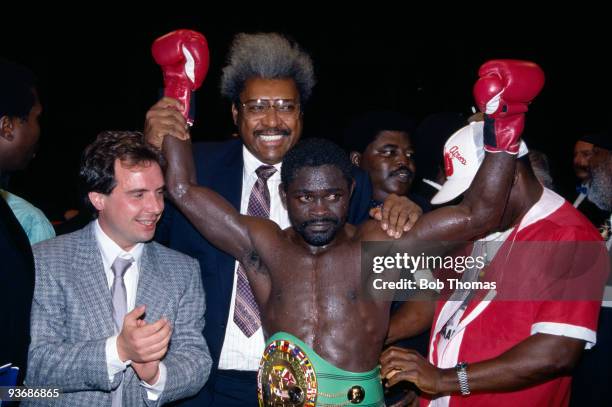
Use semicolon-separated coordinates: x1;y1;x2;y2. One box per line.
473;60;544;154
152;29;210;125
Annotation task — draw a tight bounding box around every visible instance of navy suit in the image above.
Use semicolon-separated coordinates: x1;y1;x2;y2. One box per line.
156;138;372;406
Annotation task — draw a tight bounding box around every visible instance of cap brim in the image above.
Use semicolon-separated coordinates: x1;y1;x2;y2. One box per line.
430;177;472;205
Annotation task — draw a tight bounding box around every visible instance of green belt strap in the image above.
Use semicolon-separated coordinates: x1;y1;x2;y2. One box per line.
265;332;384;406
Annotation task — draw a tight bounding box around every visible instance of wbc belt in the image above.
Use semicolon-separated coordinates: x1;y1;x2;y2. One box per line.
258;332;384;406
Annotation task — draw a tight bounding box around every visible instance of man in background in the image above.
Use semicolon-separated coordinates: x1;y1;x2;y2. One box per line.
0;59;44;383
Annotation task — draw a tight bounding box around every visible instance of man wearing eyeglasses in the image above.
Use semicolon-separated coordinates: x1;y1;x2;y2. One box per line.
144;32;419;407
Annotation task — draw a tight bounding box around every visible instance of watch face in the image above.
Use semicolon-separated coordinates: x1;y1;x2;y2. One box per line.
258;339;318;406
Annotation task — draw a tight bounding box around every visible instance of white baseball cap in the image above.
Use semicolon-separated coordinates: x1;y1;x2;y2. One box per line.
430;121;528;205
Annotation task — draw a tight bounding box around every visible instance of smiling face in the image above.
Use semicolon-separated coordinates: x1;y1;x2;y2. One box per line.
90;159;165;251
282;165;352;247
232;77;303;165
352;130;416;201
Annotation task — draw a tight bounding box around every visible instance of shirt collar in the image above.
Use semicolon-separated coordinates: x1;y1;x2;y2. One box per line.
517;187;565;232
94;219;144;267
478;188;565;241
242;145;282;178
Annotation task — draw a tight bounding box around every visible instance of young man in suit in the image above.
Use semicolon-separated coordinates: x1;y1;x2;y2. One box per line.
26;131;211;406
145;32;418;406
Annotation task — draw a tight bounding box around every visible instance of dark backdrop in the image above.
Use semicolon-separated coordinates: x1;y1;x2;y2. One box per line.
1;15;609;221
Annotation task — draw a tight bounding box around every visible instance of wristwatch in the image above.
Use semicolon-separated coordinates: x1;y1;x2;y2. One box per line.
455;361;470;396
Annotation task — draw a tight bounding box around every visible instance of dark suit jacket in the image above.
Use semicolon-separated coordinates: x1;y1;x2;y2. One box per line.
0;194;34;384
155;138;373;404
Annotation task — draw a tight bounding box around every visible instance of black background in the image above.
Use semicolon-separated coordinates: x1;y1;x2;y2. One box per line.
2;14;609;221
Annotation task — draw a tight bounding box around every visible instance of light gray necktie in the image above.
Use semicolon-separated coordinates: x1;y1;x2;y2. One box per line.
110;256;133;406
111;256;133;332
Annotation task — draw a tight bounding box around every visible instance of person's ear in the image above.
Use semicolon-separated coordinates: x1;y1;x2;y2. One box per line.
0;116;15;141
88;191;106;211
279;184;288;210
350;151;362;167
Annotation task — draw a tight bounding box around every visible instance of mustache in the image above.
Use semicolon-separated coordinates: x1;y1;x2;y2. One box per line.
254;128;291;137
300;217;340;228
390;166;414;178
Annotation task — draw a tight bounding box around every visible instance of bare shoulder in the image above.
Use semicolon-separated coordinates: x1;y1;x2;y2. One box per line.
245;215;282;230
243;215;285;243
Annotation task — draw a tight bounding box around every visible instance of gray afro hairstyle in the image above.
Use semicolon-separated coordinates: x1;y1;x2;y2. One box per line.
220;32;316;104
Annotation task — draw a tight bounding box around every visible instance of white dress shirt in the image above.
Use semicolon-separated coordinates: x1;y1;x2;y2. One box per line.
218;146;291;371
95;220;167;400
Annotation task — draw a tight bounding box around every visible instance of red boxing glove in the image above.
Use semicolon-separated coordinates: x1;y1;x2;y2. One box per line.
152;29;210;125
473;60;545;154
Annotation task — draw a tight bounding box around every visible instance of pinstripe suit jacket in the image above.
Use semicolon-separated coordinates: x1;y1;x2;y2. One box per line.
25;222;211;406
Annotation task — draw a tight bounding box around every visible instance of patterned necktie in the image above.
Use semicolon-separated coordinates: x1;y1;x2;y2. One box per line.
233;165;277;337
110;256;133;407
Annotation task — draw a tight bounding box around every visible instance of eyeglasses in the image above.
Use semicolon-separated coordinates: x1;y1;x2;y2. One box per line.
239;99;300;118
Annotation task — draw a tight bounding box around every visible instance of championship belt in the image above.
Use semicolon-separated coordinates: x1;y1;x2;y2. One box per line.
258;338;318;406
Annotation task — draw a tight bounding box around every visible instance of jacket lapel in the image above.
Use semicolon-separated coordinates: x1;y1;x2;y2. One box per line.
74;222;116;337
214;141;244;312
217;139;244;209
135;243;167;323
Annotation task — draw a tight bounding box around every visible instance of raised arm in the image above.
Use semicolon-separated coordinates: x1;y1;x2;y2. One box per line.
164;134;260;262
147;97;260;262
402;60;544;242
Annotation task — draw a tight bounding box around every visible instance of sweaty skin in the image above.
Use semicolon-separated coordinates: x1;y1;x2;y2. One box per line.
162;134;515;372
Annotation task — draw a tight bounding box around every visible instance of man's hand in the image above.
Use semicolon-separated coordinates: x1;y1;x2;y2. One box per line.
117;305;172;363
370;194;422;238
144;97;190;149
131;318;162;384
132;360;161;385
381;347;446;395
